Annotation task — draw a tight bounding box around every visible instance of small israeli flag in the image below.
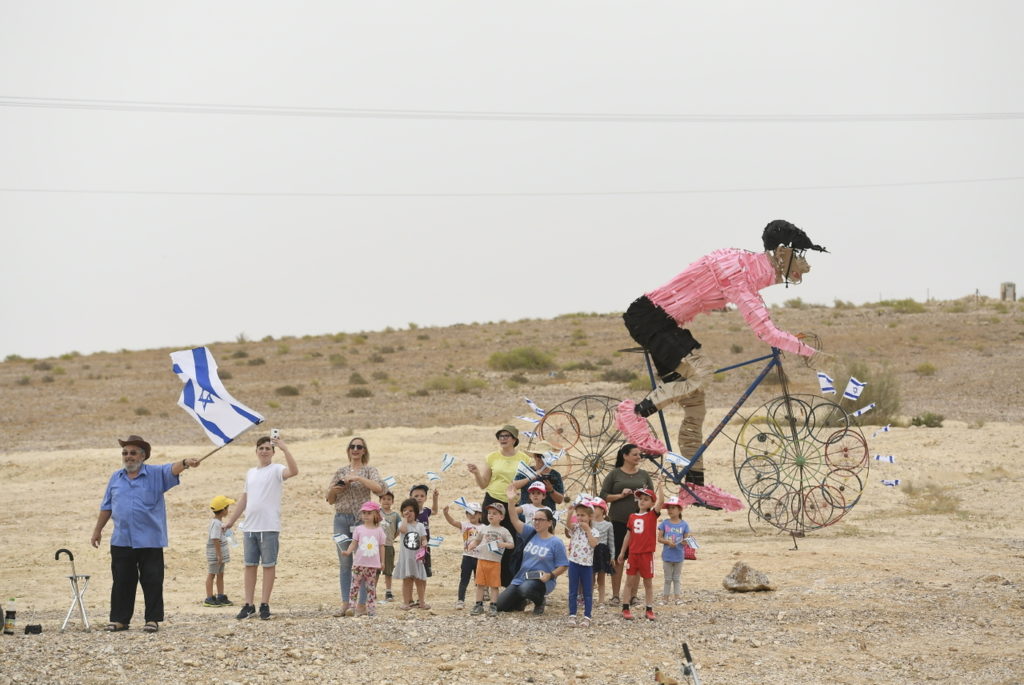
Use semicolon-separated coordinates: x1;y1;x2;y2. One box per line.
542;451;563;468
665;452;691;467
685;536;700;549
881;479;901;487
452;497;471;511
852;403;876;417
516;461;539;480
428;536;444;547
522;430;538;440
871;425;892;438
382;476;398;489
440;453;457;472
873;455;896;464
817;371;836;395
426;471;441;482
516;415;541;424
843;377;867;401
524;397;546;417
170;347;265;446
573;492;594;505
332;533;353;550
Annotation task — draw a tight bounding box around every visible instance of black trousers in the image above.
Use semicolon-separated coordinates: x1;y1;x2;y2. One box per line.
457;555;477;601
109;546;164;625
495;579;547;612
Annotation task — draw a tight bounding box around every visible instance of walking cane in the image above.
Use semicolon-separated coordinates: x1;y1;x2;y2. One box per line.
55;548;90;631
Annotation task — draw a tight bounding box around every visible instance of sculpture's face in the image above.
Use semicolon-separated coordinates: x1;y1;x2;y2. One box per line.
773;246;811;285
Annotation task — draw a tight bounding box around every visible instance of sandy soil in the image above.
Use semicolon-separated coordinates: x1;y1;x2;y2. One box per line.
2;417;1023;684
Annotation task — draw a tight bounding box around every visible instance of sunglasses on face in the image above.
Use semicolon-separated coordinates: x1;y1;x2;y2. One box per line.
532;517;550;523
122;449;143;456
348;444;365;450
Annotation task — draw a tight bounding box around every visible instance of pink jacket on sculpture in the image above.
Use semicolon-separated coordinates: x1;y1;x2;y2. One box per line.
645;248;815;358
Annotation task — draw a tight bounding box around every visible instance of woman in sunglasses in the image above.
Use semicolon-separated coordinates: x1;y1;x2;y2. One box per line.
326;437;385;617
494;484;568;616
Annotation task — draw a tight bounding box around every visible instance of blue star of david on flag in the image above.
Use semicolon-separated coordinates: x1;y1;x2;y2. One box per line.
170;347;264;446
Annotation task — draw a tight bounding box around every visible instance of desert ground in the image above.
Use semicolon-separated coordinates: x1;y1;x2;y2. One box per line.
1;300;1023;684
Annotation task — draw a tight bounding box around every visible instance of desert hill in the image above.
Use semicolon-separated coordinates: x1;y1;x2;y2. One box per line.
1;297;1021;453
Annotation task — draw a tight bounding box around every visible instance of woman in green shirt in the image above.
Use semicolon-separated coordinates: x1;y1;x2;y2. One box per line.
599;443;654;605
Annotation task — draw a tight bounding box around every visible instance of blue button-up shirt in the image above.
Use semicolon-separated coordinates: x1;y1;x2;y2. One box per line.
100;462;179;548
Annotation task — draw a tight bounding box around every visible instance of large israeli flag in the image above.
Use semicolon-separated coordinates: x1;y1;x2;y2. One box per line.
170;347;264;446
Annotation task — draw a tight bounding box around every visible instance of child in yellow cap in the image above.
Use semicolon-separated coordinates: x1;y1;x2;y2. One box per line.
204;495;236;607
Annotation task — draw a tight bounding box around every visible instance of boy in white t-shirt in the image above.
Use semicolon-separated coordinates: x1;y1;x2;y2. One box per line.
224;435;299;620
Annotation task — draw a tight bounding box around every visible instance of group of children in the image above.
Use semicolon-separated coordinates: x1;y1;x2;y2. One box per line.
201;482;691;623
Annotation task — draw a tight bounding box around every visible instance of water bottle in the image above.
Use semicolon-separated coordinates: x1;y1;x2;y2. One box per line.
3;598;15;635
224;529;238;548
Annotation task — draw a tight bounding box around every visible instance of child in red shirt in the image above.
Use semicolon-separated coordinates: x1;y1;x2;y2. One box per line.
616;487;661;620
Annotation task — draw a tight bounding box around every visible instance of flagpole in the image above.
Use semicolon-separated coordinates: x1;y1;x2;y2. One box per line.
195;420;264;463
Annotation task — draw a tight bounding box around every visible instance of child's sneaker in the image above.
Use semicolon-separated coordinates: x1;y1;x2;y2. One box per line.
384;590;394;602
580;616;592;628
203;596;221;607
488;603;498;617
645;608;656;621
470;603;485;616
566;615;577;626
454;600;465;610
258;603;271;620
621;607;634;620
235;603;256;620
216;594;233;606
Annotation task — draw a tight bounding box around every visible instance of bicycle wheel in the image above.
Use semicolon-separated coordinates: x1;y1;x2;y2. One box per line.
734;393;869;535
736;454;782;500
537;410;581;450
543;395;626;498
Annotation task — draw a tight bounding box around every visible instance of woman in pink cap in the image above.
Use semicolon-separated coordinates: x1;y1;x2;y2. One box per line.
340;500;387;617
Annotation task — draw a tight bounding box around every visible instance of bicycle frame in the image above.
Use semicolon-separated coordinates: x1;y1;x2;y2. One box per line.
641;346;790;490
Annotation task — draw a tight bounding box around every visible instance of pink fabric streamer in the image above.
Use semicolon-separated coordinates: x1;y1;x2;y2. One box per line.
675;483;744;511
615;400;667;455
645;249;815;357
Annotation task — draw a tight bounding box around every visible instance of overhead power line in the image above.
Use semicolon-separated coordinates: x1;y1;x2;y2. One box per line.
1;95;1022;123
1;176;1021;198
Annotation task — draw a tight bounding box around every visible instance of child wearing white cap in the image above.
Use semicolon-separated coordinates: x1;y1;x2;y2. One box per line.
204;495;236;607
656;496;691;605
564;499;600;627
442;501;484;609
589;498;616;605
515;481;553;527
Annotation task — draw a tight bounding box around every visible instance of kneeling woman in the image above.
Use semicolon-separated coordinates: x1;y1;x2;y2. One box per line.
495;484;568;615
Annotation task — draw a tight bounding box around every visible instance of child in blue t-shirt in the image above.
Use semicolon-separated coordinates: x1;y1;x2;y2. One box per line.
656;496;691;604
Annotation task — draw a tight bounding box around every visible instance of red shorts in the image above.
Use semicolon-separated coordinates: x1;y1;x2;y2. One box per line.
625;552;654;579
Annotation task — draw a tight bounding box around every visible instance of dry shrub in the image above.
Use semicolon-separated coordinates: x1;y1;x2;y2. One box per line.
902;482;961;515
843;360;900;425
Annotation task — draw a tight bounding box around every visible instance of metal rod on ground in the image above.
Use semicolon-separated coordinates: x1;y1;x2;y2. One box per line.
682;642;702;685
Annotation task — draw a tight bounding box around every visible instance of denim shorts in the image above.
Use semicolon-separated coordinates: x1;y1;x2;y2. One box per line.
243;531;280;567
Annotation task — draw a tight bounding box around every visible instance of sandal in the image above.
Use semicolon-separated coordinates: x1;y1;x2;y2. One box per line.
398;603;413;611
143;621;159;633
416;602;431;610
104;622;129;632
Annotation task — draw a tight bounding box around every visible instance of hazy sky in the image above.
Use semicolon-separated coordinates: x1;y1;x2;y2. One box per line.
2;1;1021;360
